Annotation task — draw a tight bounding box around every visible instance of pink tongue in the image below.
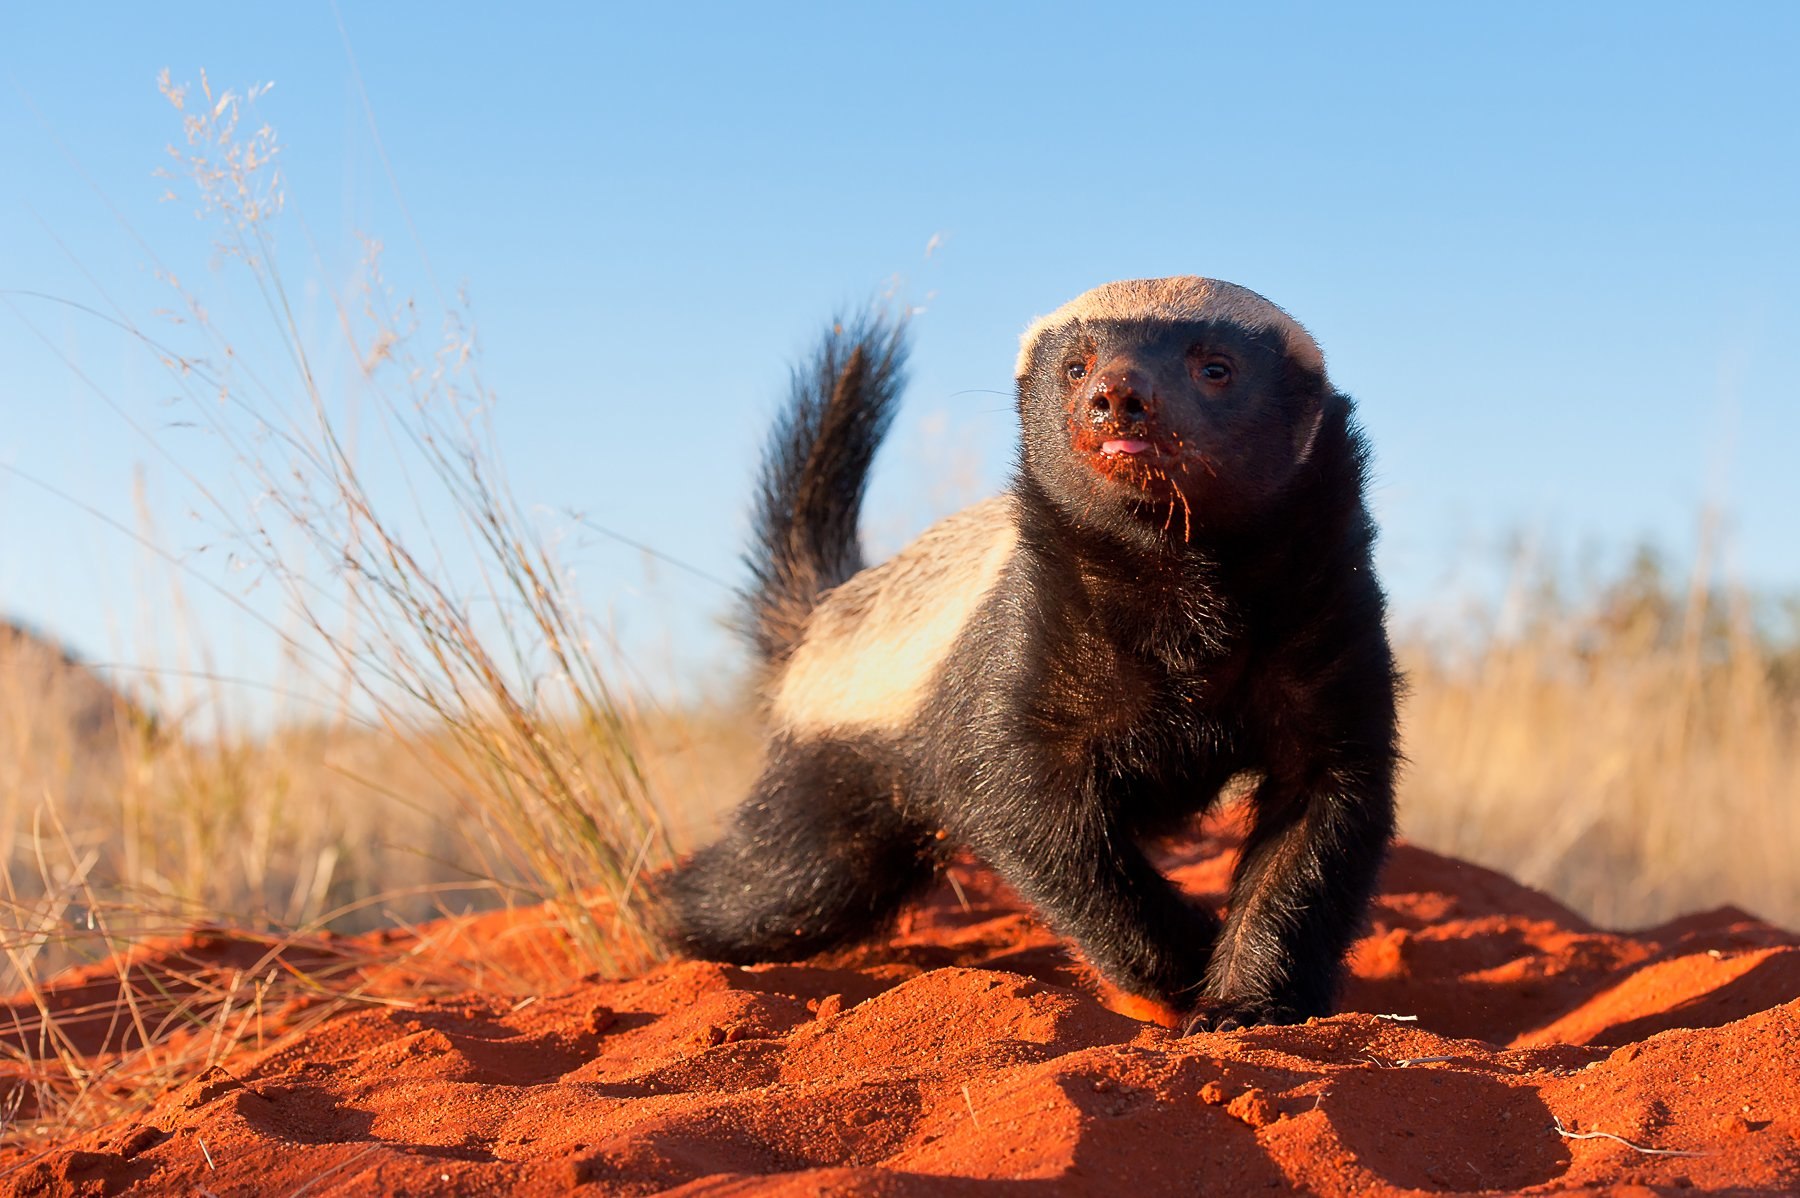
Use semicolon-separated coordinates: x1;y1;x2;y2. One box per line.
1101;439;1151;456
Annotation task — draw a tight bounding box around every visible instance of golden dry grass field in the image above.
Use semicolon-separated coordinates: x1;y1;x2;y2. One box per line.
6;541;1796;973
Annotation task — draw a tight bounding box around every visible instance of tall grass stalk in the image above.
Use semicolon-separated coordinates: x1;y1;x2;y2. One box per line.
137;72;676;970
2;71;686;1148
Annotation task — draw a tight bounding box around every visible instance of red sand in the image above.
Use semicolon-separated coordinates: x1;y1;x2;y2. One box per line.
4;828;1797;1196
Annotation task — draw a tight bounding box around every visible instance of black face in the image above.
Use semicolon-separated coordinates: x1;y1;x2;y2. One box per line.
1017;318;1331;539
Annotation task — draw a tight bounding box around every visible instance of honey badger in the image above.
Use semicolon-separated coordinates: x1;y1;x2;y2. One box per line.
667;277;1399;1032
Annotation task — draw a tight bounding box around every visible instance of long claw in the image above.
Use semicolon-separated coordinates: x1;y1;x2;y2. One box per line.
1182;1000;1297;1035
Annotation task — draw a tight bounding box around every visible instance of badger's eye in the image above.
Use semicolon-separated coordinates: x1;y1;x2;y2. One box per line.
1065;361;1087;382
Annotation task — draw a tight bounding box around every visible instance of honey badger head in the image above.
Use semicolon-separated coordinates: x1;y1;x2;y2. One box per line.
1014;277;1336;539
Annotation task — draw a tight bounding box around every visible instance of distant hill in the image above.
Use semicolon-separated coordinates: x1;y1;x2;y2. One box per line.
0;620;145;790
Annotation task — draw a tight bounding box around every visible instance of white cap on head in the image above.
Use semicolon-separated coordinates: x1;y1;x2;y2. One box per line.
1015;277;1325;380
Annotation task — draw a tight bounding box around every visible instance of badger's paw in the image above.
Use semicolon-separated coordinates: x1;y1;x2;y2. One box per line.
1180;998;1301;1035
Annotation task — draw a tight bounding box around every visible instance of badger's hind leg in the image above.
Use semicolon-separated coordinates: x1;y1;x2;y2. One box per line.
665;736;935;963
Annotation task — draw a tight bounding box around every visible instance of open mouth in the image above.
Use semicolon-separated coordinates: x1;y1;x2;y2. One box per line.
1066;417;1166;485
1081;436;1168;495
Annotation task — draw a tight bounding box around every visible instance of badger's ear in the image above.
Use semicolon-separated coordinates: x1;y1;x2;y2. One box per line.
1292;390;1344;467
1293;396;1325;466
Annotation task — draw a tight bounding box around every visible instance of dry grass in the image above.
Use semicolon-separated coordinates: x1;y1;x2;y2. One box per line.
136;71;676;975
0;622;758;1150
1398;543;1800;929
0;648;475;953
0;73;693;1150
11;540;1784;980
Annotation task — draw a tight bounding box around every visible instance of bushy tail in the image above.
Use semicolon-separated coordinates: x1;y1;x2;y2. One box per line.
741;313;908;665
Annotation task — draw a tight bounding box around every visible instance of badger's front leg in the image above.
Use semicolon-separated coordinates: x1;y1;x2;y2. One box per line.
1187;762;1396;1032
957;762;1221;1013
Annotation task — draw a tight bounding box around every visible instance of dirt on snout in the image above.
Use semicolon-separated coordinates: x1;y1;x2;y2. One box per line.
4;825;1797;1196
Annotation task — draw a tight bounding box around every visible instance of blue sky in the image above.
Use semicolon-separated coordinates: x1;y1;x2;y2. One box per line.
2;3;1796;706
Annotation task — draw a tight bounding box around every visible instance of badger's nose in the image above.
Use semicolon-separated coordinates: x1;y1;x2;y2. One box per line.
1086;363;1152;424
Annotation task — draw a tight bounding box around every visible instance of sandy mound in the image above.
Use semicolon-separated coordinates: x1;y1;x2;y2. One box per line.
3;825;1796;1196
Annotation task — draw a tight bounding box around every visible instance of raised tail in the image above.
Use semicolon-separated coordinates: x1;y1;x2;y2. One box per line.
740;313;909;666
